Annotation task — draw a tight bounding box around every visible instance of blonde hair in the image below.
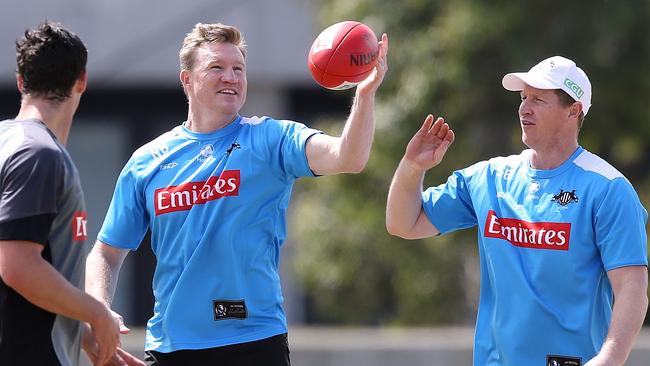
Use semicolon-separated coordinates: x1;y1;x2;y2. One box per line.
179;23;247;71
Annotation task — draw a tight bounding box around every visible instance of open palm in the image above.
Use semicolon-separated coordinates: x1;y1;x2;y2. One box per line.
404;115;455;171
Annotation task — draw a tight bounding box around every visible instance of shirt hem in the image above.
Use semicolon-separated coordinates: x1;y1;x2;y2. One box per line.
145;326;289;352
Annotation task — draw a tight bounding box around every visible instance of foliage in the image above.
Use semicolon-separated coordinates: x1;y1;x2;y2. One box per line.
292;0;650;325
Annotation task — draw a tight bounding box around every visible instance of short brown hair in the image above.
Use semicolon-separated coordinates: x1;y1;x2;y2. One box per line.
554;89;585;129
16;21;87;101
179;23;247;71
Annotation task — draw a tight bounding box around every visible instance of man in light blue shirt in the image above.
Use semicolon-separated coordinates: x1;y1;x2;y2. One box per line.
386;56;648;366
86;22;389;366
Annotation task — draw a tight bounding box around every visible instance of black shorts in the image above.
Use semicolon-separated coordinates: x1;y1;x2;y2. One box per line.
144;333;290;366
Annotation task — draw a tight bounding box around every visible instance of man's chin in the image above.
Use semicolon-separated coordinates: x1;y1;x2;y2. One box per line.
521;134;534;149
214;103;243;116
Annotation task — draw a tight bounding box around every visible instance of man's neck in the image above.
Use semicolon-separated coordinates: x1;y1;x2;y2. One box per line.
185;107;237;133
528;141;579;170
15;96;76;145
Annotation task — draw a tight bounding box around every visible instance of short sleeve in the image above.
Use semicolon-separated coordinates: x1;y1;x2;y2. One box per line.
422;168;479;235
97;157;149;250
0;145;61;243
595;178;648;270
264;119;321;180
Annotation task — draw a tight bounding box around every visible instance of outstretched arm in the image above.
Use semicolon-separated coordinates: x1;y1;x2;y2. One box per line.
585;265;648;366
306;34;389;175
386;115;455;239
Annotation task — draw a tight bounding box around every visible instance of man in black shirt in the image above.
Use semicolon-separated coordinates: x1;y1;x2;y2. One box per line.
0;21;143;366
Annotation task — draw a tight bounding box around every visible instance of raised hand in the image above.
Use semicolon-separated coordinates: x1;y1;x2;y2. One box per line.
403;115;455;171
356;33;389;95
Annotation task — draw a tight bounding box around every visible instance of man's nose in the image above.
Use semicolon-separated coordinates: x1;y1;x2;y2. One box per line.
221;68;237;82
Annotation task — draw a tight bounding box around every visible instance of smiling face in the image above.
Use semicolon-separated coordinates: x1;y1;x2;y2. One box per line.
180;42;247;122
518;85;578;151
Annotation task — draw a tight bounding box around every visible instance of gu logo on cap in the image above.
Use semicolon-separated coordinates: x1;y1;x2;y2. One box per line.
564;78;584;98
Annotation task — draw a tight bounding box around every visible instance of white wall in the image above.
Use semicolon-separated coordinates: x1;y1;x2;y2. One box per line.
0;0;316;87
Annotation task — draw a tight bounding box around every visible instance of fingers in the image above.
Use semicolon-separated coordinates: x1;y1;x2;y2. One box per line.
426;116;445;135
104;353;128;366
355;34;388;93
112;310;130;334
426;117;452;140
373;37;388;80
379;33;388;52
354;32;389;95
96;344;111;366
416;115;454;149
445;129;455;144
364;34;388;83
93;309;121;365
97;334;120;366
378;33;388;60
81;323;100;364
418;114;434;133
419;115;446;136
117;348;147;366
436;121;449;139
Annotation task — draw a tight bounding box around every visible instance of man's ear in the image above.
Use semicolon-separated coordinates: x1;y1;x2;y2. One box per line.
16;74;24;93
74;71;88;94
180;70;190;87
568;102;583;119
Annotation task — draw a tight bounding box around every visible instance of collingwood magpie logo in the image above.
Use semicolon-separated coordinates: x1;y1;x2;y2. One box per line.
197;144;215;162
551;189;578;206
216;304;227;317
226;142;241;156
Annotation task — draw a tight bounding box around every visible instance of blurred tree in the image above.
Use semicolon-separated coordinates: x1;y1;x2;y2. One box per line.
293;0;650;325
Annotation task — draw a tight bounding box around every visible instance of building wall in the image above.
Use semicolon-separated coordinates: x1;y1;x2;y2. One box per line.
0;0;316;87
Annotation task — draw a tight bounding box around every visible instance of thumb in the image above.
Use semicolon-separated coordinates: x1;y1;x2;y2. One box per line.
112;310;130;334
118;320;130;334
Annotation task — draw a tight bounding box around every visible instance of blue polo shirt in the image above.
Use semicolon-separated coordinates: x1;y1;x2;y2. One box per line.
98;115;320;352
422;147;648;365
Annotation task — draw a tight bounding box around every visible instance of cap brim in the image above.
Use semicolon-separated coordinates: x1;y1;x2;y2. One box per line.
502;72;558;91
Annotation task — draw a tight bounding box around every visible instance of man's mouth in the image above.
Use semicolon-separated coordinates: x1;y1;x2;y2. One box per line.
218;89;237;95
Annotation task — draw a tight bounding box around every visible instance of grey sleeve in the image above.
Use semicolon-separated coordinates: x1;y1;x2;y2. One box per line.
0;144;62;243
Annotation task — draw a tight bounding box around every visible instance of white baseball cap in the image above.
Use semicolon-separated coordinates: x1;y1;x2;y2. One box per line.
502;56;592;115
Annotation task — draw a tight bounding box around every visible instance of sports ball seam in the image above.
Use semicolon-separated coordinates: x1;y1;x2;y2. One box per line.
322;23;361;82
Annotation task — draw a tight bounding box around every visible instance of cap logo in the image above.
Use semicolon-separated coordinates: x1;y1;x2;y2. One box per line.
564;78;584;99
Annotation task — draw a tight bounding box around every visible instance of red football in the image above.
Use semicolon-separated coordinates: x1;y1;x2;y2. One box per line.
308;21;379;90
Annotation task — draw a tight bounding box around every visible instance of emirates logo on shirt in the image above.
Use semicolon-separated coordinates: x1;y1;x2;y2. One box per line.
154;170;240;215
483;210;571;250
72;211;88;241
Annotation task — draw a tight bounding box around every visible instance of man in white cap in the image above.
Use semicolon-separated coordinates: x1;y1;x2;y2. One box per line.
386;56;648;366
